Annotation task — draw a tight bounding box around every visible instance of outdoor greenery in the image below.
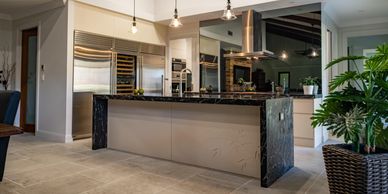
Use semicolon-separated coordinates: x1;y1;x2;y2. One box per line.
312;44;388;153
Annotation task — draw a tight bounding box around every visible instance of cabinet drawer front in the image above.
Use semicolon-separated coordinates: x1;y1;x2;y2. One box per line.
293;99;314;114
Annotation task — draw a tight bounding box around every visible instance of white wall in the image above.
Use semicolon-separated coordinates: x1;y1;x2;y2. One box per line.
338;22;388;74
74;0;155;21
200;22;242;46
348;34;388;72
320;4;340;142
13;3;73;142
170;39;187;60
73;1;168;46
321;5;339;96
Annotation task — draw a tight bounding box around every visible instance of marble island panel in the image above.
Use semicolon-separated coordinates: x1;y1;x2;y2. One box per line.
92;94;293;187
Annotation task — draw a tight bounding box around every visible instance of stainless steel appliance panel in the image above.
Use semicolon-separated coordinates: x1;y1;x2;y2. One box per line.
72;92;93;139
140;54;165;96
73;46;113;94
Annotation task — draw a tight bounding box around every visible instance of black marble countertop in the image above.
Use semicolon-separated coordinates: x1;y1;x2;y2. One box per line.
289;93;322;99
93;94;291;106
182;91;322;99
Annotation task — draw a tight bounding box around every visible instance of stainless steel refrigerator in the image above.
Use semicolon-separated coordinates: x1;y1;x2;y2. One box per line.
138;54;165;96
73;46;113;94
72;31;166;139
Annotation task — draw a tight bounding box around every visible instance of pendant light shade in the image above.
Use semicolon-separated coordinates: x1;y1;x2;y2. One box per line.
280;50;288;60
131;18;138;34
221;0;237;21
310;48;319;57
131;0;138;34
169;0;182;28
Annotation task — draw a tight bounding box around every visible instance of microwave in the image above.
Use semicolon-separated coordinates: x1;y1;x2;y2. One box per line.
172;58;186;72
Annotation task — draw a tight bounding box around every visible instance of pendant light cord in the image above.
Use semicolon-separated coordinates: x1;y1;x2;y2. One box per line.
175;0;178;15
133;0;136;20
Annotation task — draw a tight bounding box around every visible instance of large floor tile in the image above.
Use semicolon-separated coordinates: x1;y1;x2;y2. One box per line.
198;170;252;187
4;158;50;175
5;152;28;162
0;134;330;194
79;162;143;183
6;162;90;187
231;180;295;194
305;172;330;194
158;172;246;194
16;174;102;194
83;172;179;194
75;149;137;168
0;179;23;194
268;167;318;193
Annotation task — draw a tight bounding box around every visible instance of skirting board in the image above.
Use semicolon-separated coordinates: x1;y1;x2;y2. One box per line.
36;130;73;143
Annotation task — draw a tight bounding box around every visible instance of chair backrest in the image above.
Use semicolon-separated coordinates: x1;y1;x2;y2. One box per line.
0;91;20;125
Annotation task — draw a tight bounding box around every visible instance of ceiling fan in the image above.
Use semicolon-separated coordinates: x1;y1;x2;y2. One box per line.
295;47;321;58
295;19;321;58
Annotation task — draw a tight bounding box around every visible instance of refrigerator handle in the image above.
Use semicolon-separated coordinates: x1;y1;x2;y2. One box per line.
161;75;164;96
139;55;144;89
111;52;117;94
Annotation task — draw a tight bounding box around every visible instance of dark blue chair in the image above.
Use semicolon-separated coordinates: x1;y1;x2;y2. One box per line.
0;91;20;125
0;90;21;181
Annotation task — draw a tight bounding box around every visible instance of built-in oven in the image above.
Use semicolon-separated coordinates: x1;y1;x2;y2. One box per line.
172;58;186;72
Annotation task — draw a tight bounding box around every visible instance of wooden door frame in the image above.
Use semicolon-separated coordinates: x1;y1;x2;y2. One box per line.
20;27;38;133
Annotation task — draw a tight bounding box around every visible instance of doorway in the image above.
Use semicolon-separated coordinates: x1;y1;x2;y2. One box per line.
20;27;38;133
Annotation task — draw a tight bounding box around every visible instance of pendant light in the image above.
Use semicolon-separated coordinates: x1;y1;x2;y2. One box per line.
308;14;319;58
280;50;288;60
169;0;182;28
308;25;319;58
311;48;318;57
221;0;237;21
131;0;138;34
280;38;288;60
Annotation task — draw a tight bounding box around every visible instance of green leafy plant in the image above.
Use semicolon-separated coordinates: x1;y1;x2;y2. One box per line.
312;44;388;154
301;76;317;86
313;77;321;86
238;78;245;86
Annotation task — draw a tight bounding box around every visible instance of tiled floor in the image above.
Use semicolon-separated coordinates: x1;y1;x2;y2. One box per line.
0;134;330;194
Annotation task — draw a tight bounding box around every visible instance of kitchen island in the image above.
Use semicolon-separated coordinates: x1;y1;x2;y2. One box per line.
92;94;293;187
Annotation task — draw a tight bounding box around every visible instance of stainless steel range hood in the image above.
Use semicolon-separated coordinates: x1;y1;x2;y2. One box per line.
224;10;277;59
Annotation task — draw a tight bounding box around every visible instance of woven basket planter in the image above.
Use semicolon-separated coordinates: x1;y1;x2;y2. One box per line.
323;144;388;194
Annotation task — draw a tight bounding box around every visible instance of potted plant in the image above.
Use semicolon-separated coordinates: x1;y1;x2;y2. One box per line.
0;47;15;90
301;76;316;95
312;44;388;193
313;77;320;95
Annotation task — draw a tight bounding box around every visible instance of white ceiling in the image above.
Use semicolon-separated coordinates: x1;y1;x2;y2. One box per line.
0;0;65;20
1;0;388;28
324;0;388;27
